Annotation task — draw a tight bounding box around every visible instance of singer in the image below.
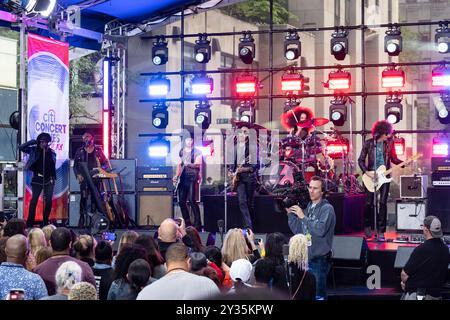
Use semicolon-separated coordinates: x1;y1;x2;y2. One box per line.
73;131;108;228
19;132;56;228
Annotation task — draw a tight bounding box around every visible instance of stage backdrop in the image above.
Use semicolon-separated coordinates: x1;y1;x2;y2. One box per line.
24;34;70;221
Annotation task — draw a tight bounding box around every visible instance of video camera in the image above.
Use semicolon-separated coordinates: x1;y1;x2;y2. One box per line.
273;172;310;211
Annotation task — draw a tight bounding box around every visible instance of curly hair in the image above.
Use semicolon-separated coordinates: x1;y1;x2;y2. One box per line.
68;282;97;300
371;120;393;138
288;234;309;271
280;106;314;130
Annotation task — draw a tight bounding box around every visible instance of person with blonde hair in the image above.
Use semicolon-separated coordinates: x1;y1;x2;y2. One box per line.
35;246;52;265
73;234;96;267
28;228;47;255
287;234;316;300
68;282;98;300
41;261;82;300
42;224;56;244
221;228;260;267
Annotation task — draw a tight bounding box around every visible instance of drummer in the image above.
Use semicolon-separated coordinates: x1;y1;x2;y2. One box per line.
281;105;315;140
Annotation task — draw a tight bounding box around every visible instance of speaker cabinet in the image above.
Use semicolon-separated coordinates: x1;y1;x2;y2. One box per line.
332;236;367;261
394;246;415;269
427;187;450;233
400;175;428;198
138;194;173;226
396;200;426;232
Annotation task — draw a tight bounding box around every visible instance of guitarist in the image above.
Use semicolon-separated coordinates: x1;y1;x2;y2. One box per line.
358;120;404;240
73;131;108;228
173;131;203;231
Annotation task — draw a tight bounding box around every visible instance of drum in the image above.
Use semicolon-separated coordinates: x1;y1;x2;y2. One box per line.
303;163;317;183
260;161;300;191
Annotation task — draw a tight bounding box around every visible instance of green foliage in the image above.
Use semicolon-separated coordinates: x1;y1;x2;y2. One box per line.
221;0;296;25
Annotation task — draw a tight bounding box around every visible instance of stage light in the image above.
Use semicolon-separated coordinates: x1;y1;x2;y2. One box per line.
385;96;403;124
194;34;211;63
102;58;111;158
238;32;255;64
329;97;347;126
431;66;450;87
191;75;214;95
330;28;348;61
8;111;20;130
148;138;170;158
281;72;304;93
235;74;257;97
238;100;255;123
384;25;402;56
196;141;214;156
381;68;405;89
435;22;450;54
435;93;450;124
325;140;349;159
13;0;57;17
152;103;168;129
432;137;449;157
326;70;351;90
102;111;110;158
148;77;170;97
394;136;405;156
195;101;211;129
152;36;168;65
284;30;301;61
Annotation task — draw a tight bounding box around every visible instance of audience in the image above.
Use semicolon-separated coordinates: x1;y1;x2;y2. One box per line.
26;228;48;270
34;246;53;266
134;234;166;279
228;258;254;295
73;234;96;268
137;243;220;300
113;230;139;268
41;261;82;300
33;227;96;295
93;240;114;300
157;218;193;260
42;224;56;244
0;234;48;300
185;226;205;253
287;234;316;300
205;245;231;290
221;228;260;267
2;218;27;237
126;259;152;300
68;282;98;300
263;232;288;293
0;237;8;264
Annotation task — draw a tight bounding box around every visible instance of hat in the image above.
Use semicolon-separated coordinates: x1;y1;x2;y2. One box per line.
423;216;443;238
36;132;51;143
229;259;253;283
190;252;207;272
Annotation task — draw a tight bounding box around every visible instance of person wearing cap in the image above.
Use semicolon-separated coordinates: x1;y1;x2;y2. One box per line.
173;129;203;231
401;216;450;300
228;258;254;295
19;132;56;228
73;131;108;228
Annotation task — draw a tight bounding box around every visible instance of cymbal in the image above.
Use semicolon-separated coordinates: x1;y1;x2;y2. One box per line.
231;120;267;130
296;117;330;128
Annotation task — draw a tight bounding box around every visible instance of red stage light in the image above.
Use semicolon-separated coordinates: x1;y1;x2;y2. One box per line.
103;111;110;158
327;71;351;90
381;69;405;88
432;137;449;157
236;74;257;96
281;73;304;92
325;141;349;159
432;67;450;87
394;137;405;156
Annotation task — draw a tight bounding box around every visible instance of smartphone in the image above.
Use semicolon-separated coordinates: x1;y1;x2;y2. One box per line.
8;289;25;300
102;232;116;241
254;238;262;246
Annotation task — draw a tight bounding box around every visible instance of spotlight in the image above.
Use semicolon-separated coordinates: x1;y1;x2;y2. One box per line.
194;34;211;63
9;111;20;130
239;32;255;64
284;30;301;61
381;68;405;89
281;72;304;93
235;74;257;97
195;100;211;129
152;103;168;129
325;139;349;159
196;141;214;156
431;66;450;87
238;100;255;123
326;70;351;91
148;77;170;97
385;96;403;124
329;96;347;126
152;36;168;65
435;93;450;124
330;28;348;61
393;136;405;156
432;137;449;157
148;138;170;158
384;25;402;56
435;22;450;54
17;0;57;17
191;75;214;95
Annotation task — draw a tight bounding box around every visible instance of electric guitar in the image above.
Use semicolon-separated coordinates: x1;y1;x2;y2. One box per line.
362;153;422;192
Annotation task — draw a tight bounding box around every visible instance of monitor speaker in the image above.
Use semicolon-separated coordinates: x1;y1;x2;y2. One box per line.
332;236;367;261
394;246;415;269
137;194;173;226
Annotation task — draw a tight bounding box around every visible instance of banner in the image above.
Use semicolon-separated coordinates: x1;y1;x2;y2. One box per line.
25;34;69;221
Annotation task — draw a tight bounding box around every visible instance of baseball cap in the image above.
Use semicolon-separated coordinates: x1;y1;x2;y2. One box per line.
423;216;443;238
229;259;253;283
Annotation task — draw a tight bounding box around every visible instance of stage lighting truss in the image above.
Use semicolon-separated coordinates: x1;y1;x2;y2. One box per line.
283;98;301;113
235;73;257;97
384;25;402;56
330;28;348;61
194;34;211;64
281;71;308;95
148;137;170;158
191;75;214;95
238;100;255;123
385;94;403;124
325;69;351;91
195;100;212;129
431;65;450;88
393;135;406;156
2;0;57;17
435;92;450;124
152;102;169;129
435;22;450;54
148;77;170;97
284;30;301;61
329;96;348;126
381;67;405;89
152;36;168;65
238;31;255;64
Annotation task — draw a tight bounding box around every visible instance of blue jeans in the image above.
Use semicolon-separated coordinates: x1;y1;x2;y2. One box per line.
309;253;332;299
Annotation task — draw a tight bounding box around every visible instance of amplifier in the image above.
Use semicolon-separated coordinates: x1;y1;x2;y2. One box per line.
137;179;173;192
400;175;428;198
137;166;172;179
431;172;450;187
396;200;426;231
431;157;450;172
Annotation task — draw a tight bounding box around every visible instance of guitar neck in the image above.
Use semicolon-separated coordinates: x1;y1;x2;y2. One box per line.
384;157;414;176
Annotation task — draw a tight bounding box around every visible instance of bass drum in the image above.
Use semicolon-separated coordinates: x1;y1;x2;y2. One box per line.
260;161;300;191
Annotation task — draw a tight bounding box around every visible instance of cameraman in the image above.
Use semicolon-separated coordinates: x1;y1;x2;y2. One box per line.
286;176;335;300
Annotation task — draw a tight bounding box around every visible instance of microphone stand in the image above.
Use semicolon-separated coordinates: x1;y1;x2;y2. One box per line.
373;137;379;241
42;144;46;227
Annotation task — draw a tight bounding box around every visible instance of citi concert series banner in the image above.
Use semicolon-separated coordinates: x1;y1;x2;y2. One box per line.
25;34;69;221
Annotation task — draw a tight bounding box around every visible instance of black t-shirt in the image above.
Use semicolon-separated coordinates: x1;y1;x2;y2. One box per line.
288;263;316;300
30;149;56;182
404;238;450;297
93;266;114;300
87;150;98;171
